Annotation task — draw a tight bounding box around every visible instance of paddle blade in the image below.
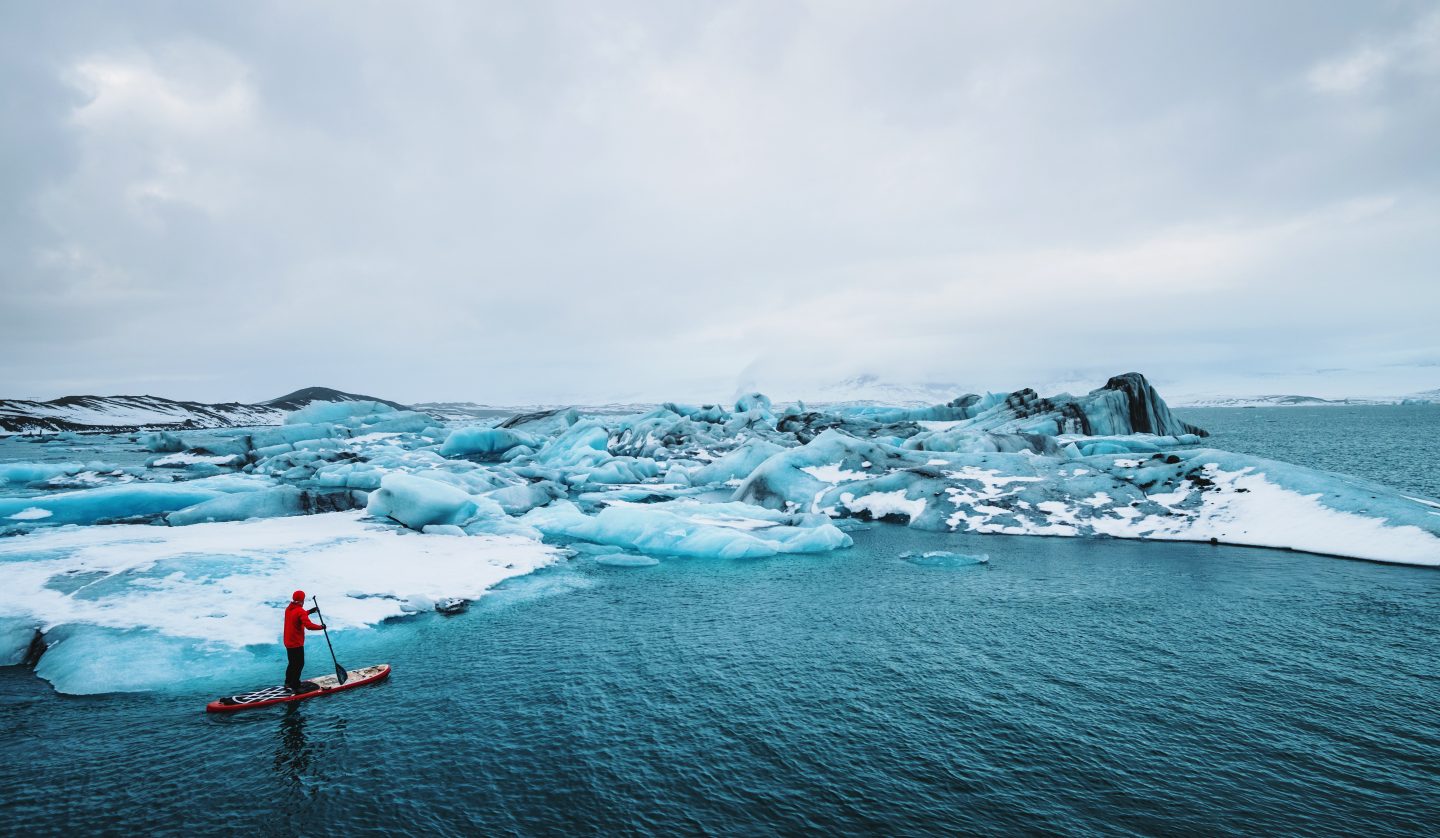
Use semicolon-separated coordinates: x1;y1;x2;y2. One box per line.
335;663;349;685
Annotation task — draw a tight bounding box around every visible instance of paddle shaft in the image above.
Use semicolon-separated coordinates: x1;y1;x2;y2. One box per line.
311;596;348;685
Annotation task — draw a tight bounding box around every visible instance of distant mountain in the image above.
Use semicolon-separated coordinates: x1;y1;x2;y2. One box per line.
1173;394;1396;408
0;386;412;434
411;401;658;420
1175;394;1344;408
261;387;407;412
408;401;534;421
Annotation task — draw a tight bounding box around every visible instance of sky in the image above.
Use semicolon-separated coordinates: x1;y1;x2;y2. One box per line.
1;1;1438;405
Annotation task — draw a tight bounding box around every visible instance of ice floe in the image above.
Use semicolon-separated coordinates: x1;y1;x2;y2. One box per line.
0;512;558;693
3;371;1438;693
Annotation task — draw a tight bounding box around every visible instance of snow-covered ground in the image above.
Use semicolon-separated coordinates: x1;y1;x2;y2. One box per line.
0;387;407;434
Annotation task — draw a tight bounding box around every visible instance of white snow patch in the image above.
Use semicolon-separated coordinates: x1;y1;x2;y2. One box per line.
152;452;242;466
917;421;964;431
1092;465;1440;566
0;511;559;650
7;507;52;521
841;490;926;522
801;463;871;484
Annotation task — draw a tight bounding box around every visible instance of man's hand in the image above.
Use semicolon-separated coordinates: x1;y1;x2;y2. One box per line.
307;607;319;615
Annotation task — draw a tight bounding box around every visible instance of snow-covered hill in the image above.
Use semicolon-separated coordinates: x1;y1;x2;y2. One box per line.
1171;394;1434;408
411;401;661;420
0;387;410;434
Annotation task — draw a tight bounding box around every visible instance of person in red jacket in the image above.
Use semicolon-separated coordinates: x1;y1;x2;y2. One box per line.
283;590;326;693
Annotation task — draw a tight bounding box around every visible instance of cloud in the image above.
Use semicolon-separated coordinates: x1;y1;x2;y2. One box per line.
0;1;1437;404
1307;8;1440;94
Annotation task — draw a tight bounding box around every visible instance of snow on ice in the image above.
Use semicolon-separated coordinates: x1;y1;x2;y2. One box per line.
2;372;1438;693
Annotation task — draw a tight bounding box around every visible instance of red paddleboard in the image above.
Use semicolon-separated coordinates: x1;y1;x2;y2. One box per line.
206;664;391;713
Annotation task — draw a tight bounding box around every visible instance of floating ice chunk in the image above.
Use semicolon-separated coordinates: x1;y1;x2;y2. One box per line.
744;427;1440;564
687;440;786;487
0;483;226;527
899;550;989;567
0;462;125;488
166;486;307;526
7;507;53;521
34;625;229;694
500;445;535;462
499;407;581;435
535;421;612;468
484;480;567;515
595;554;660;567
139;432;187;453
440;427;539;459
0;616;38;665
366;473;480;530
149;451;245;468
568;542;626;556
523;500;851;559
572;457;660;486
250;423;340;448
283;400;396;426
734;392;773;414
0;511;558;693
349;411;433;435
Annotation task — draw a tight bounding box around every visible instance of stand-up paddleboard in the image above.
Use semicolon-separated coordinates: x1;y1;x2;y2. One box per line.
206;664;391;713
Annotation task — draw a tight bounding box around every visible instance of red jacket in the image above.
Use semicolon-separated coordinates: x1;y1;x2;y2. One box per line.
283;601;324;648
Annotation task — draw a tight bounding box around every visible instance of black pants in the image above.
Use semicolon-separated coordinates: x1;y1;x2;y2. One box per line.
286;646;304;688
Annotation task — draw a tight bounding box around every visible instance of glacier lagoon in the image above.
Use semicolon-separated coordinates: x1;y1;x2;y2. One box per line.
3;376;1440;695
2;382;1439;831
2;521;1438;834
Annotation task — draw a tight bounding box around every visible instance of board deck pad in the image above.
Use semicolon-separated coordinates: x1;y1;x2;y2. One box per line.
207;664;390;712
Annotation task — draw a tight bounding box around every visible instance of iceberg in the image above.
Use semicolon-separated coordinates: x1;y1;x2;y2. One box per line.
522;499;852;559
1;483;228;527
595;554;661;567
1;616;38;666
139;431;187;453
366;472;481;530
1;461;126;489
440;427;538;459
734;433;1440;566
5;371;1440;696
899;550;989;567
0;511;558;693
283;399;396;425
2;369;1435;610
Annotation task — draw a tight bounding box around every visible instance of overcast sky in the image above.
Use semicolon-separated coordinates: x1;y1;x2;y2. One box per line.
2;1;1437;405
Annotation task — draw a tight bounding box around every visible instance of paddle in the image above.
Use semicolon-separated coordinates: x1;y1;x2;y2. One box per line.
311;596;348;685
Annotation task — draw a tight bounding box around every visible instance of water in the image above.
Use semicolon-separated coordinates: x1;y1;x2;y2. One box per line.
3;409;1440;834
1176;405;1440;500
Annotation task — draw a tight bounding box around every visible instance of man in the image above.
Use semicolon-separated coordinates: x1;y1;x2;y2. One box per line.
283;590;326;693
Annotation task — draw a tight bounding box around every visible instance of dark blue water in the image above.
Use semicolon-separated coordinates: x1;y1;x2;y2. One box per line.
3;407;1440;834
3;526;1438;835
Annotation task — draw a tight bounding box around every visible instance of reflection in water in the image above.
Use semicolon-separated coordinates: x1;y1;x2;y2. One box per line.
273;706;311;781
